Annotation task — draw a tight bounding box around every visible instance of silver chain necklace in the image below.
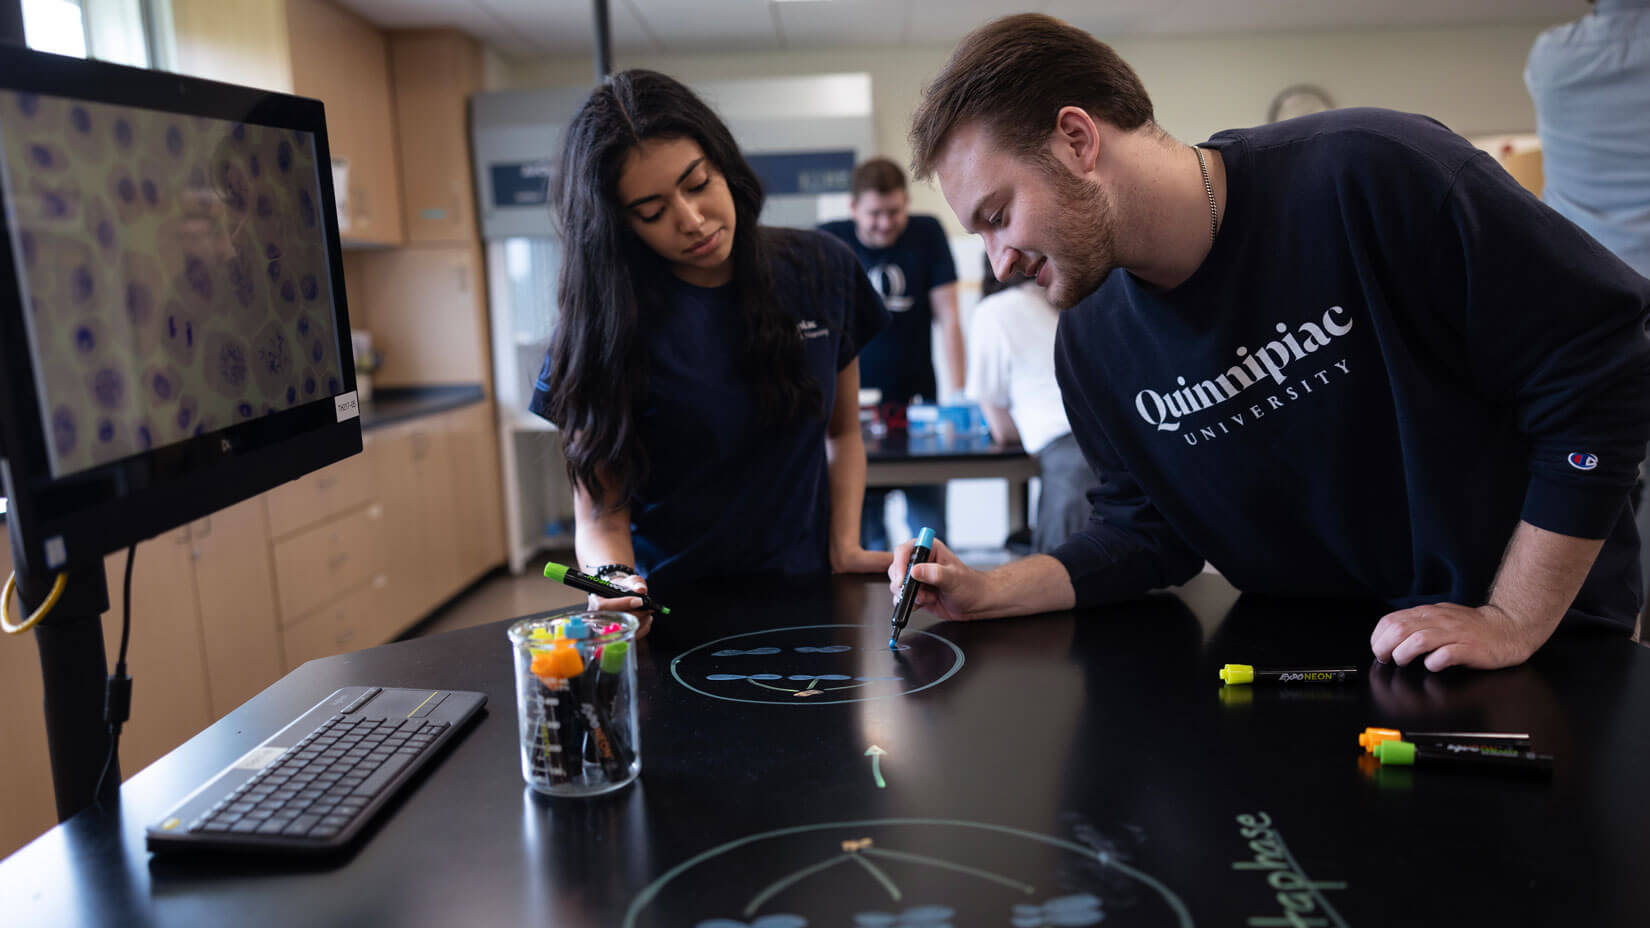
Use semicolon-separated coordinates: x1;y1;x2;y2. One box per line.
1193;145;1218;244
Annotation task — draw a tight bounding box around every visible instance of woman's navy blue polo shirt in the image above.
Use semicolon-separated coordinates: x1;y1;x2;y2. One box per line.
536;227;888;591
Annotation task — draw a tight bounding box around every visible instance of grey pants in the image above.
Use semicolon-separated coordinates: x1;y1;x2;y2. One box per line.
1033;433;1101;554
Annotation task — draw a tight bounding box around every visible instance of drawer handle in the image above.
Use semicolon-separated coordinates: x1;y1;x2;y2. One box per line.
327;553;351;570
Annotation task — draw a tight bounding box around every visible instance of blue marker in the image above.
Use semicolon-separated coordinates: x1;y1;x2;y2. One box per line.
890;527;936;649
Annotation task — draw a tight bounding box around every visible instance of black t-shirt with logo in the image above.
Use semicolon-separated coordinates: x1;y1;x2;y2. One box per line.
819;214;958;404
1050;108;1650;632
533;227;888;590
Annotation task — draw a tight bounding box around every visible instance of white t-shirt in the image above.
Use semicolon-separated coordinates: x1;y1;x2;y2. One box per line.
965;286;1072;455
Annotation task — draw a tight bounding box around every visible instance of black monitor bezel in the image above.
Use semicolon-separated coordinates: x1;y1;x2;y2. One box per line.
0;48;361;577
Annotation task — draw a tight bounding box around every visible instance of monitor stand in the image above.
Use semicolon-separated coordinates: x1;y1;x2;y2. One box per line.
17;562;117;822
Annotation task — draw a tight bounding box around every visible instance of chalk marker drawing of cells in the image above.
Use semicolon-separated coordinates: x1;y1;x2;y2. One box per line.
628;820;1186;928
671;625;963;705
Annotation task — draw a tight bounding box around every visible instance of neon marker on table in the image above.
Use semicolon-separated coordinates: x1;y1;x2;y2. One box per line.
1372;739;1554;776
1218;664;1358;685
890;527;936;649
543;562;671;615
1359;727;1531;754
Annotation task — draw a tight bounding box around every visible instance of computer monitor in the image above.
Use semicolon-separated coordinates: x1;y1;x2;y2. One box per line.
0;48;362;578
0;47;362;820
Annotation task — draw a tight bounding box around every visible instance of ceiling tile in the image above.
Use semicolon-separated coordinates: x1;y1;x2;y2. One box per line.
772;1;907;50
630;0;781;53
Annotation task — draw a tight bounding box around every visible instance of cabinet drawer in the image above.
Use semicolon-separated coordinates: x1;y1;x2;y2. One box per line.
281;577;388;668
264;451;374;538
272;503;384;622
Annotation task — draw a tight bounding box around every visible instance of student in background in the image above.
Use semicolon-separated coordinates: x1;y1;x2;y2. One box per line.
531;70;892;631
819;159;963;551
1526;0;1650;631
891;14;1650;671
1525;0;1650;280
966;254;1100;554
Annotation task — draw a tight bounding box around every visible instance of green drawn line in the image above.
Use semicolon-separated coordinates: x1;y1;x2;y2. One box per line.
743;854;850;917
861;847;1036;894
624;818;1194;928
819;681;873;693
806;677;821;690
848;851;902;902
869;753;886;788
745;679;799;694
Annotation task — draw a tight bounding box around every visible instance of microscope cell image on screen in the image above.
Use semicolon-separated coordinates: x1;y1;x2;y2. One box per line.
0;91;343;478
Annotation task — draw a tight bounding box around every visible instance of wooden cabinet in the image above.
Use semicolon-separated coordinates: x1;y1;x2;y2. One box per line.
448;403;507;585
367;424;424;633
371;416;463;628
286;0;404;246
354;243;491;388
102;530;213;782
390;30;484;244
168;0;294;93
262;450;375;539
0;506;276;859
0;539;53;858
167;0;405;247
271;503;385;621
189;499;284;720
281;575;390;668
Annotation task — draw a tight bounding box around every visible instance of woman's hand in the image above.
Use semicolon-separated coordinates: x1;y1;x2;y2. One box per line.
587;573;654;639
832;545;895;575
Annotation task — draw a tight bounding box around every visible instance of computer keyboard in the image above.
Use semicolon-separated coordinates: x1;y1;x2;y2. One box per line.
147;686;485;854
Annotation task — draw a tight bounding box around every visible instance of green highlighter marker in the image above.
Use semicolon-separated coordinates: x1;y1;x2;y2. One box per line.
1373;738;1554;776
543;562;671;615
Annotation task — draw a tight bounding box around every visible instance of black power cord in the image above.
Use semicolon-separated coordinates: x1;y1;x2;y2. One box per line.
93;544;135;803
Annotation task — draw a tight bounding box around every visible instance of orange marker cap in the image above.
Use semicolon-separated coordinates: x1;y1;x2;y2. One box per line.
1359;727;1403;754
532;642;585;680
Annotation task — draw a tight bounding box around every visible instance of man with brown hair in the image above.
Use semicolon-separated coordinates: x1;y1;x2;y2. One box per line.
821;157;963;551
888;14;1650;670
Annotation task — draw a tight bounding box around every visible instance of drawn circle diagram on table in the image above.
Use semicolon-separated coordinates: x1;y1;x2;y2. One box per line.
670;624;964;705
622;818;1192;927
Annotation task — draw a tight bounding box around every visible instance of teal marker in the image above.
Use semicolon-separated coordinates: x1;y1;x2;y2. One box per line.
543;562;672;615
890;527;936;648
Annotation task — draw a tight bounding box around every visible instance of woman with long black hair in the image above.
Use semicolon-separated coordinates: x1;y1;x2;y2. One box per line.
529;70;893;629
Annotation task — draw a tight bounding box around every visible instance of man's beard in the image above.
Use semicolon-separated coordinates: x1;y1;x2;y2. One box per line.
1041;163;1118;310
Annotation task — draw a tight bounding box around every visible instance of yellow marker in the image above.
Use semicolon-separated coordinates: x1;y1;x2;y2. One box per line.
1218;663;1358;685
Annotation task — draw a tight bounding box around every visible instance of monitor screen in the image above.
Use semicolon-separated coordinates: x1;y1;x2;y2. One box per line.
1;91;344;478
0;50;361;577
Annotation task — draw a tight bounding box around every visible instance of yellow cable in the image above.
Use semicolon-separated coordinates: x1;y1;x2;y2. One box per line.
1;571;68;635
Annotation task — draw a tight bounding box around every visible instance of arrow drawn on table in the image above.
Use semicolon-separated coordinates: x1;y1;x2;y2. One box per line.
865;745;887;788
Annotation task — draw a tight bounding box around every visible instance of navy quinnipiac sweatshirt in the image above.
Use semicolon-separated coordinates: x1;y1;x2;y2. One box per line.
1050;108;1650;633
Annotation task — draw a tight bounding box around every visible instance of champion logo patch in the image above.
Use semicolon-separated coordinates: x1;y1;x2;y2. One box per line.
1568;452;1599;471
